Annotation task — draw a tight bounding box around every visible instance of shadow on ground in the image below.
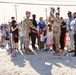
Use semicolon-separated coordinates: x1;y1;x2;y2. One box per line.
8;49;76;75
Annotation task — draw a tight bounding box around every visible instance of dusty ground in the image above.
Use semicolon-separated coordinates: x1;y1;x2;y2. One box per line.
0;46;76;75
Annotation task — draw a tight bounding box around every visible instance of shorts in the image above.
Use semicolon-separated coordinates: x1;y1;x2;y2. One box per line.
13;35;19;43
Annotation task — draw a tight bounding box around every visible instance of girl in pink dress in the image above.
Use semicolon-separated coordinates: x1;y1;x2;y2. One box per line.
45;25;54;52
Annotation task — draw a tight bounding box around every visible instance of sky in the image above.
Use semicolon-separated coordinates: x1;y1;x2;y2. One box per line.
0;0;76;24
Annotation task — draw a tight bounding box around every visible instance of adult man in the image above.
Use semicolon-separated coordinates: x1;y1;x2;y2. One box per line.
67;11;74;51
22;11;37;55
30;14;37;50
38;17;46;30
67;11;73;32
53;13;61;54
70;12;76;56
37;17;46;46
60;17;66;52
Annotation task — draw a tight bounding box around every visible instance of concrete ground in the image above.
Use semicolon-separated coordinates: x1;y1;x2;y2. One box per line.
0;45;76;75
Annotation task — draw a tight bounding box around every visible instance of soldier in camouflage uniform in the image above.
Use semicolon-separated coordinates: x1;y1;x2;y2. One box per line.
53;13;61;54
22;11;37;55
48;12;61;53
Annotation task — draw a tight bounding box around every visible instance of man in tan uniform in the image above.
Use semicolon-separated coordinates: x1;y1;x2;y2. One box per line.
53;13;61;54
48;12;61;54
22;11;37;55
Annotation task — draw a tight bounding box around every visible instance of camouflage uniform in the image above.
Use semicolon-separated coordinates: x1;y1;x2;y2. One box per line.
48;16;54;25
53;18;61;53
22;18;37;54
48;16;61;52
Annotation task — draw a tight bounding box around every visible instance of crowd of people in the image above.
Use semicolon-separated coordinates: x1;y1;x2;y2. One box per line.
0;8;76;57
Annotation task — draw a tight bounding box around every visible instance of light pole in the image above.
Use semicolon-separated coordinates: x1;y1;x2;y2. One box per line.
45;8;47;24
14;5;17;21
3;15;5;24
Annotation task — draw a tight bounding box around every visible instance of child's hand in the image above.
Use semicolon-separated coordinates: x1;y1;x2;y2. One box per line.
62;26;65;28
15;35;18;38
32;30;37;33
16;25;18;28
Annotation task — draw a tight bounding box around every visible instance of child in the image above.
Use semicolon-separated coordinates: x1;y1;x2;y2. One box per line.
43;26;48;49
39;31;45;50
5;28;10;45
11;20;19;57
45;24;54;53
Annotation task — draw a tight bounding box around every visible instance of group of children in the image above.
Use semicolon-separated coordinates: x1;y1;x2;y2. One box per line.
39;24;54;53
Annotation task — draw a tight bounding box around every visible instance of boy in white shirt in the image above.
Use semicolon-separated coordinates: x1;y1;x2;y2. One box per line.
39;31;45;50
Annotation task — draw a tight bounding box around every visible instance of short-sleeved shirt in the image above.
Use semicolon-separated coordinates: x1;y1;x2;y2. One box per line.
19;26;23;37
12;25;18;36
61;21;66;34
37;22;46;30
70;18;76;31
